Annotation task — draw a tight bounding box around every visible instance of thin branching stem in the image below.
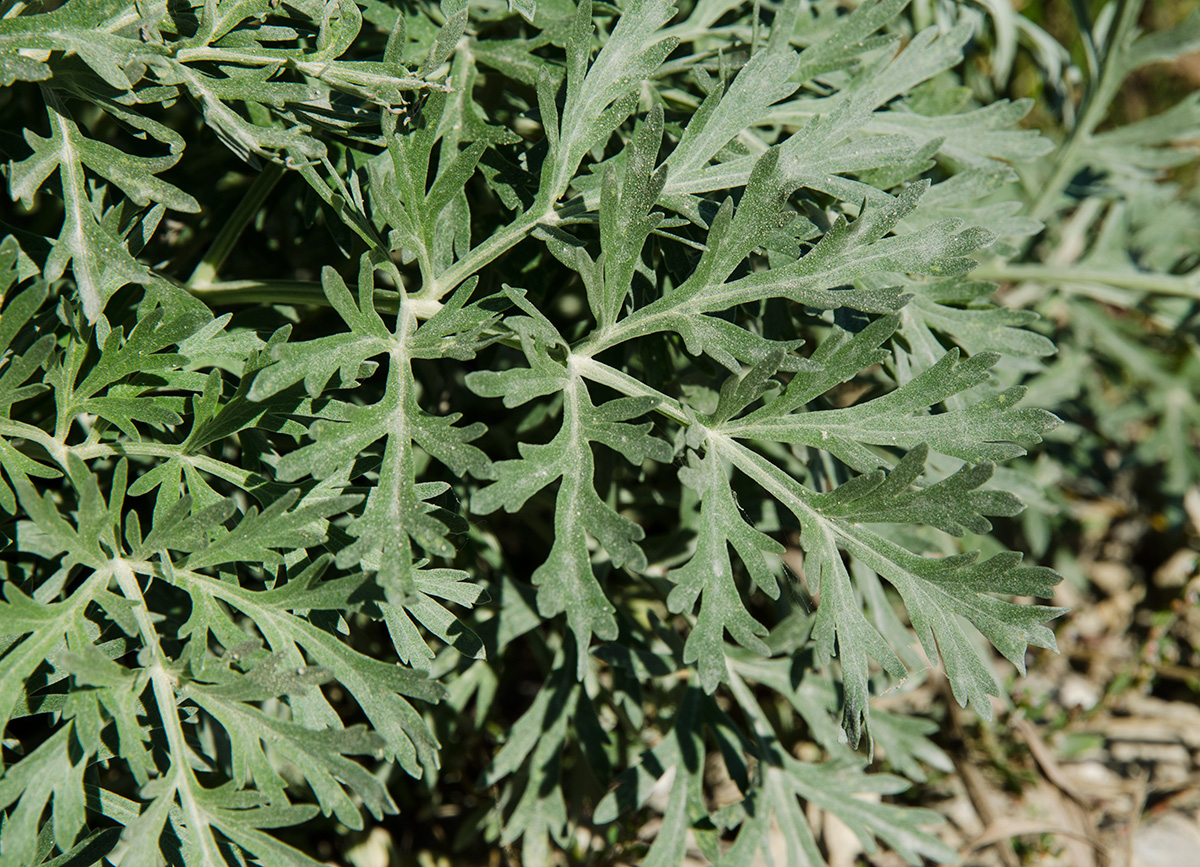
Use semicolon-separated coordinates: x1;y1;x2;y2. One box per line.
975;261;1200;301
187;162;284;289
1030;0;1145;221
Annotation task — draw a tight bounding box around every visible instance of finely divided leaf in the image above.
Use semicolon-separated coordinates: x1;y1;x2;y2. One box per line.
472;374;671;677
668;449;783;692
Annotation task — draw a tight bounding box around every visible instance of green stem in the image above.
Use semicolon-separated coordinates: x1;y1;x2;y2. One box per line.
113;558;221;863
187;162;284;288
974;261;1200;301
570;356;690;425
70;441;262;489
1030;0;1144;222
1068;0;1100;85
0;418;66;466
187;278;329;306
185;190;563;311
724;661;776;748
0;416;265;491
428;207;550;301
184;279;450;318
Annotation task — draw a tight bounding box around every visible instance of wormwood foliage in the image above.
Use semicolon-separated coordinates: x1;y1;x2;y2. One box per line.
4;0;1155;863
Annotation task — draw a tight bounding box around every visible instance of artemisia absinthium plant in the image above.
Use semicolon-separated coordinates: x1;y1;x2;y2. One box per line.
0;0;1086;863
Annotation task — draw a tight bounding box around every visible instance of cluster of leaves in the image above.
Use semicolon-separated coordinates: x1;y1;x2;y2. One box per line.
956;0;1200;555
1;0;1191;864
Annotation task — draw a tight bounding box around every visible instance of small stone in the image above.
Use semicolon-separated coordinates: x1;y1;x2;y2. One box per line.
1090;560;1133;596
1155;762;1191;786
1110;741;1190;765
1059;673;1101;710
1063;760;1122;789
1154;549;1199;588
1132;813;1200;867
